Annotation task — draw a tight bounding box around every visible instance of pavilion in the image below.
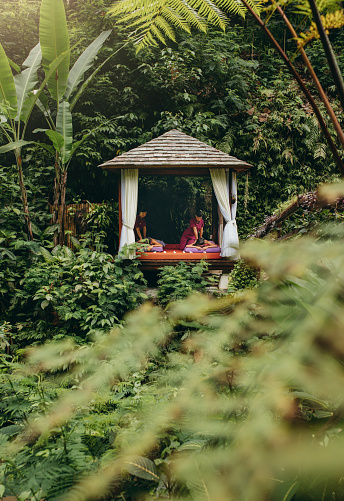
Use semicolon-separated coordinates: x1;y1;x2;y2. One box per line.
99;129;251;270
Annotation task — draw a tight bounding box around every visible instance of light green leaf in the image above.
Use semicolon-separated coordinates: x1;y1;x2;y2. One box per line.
56;101;73;164
64;30;111;100
40;0;70;101
45;130;65;154
283;481;300;501
41;300;50;309
178;440;206;451
35;142;55;155
124;456;159;482
18;49;71;134
18;491;31;501
14;43;42;122
36;92;50;117
0;42;17;118
0;140;33;154
42;223;60;236
30;222;42;235
39;246;54;261
0;247;16;260
8;57;20;73
70;51;116;111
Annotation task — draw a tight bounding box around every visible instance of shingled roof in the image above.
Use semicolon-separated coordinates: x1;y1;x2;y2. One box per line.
99;129;252;174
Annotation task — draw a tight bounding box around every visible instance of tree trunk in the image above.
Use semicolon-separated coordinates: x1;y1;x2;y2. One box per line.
58;170;68;247
277;5;344;151
240;0;344;176
307;0;344;114
52;160;61;247
16;155;34;241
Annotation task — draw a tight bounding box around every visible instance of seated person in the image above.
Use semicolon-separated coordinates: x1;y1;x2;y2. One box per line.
135;209;147;241
135;209;164;251
185;236;219;251
179;210;204;250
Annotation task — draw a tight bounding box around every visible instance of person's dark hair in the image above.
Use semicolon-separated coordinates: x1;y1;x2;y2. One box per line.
196;237;205;246
196;209;203;217
138;208;147;214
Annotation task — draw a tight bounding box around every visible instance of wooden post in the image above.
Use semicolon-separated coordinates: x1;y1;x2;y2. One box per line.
118;174;122;243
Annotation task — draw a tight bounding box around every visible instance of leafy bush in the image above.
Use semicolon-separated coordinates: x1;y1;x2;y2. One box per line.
157;260;211;306
9;246;147;345
228;259;260;292
3;218;344;499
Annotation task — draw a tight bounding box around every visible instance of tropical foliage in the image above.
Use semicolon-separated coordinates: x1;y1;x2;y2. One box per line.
1;2;344;499
2;211;344;499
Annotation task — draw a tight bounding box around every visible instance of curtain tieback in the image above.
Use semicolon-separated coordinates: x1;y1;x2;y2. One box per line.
122;223;133;230
225;219;237;226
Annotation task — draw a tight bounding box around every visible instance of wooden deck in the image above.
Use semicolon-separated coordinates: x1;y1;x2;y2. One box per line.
136;245;235;271
138;258;235;271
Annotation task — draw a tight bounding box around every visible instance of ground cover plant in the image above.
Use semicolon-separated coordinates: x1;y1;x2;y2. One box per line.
157;260;212;306
4;245;147;348
2;182;344;499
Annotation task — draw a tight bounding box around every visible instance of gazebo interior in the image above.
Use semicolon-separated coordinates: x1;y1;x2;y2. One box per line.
99;130;251;270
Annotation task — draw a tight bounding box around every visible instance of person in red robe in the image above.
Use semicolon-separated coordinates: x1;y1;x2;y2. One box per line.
135;209;161;250
179;210;204;250
134;210;147;241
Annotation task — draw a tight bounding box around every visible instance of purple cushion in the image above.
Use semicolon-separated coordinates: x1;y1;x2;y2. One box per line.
149;246;164;252
185;243;221;253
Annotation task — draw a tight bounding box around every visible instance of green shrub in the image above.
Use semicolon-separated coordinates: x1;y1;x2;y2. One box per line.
3;221;344;500
157;260;211;306
9;246;147;346
228;258;260;292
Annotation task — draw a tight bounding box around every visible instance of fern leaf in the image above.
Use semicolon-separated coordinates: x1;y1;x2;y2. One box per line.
314;143;327;159
108;0;262;50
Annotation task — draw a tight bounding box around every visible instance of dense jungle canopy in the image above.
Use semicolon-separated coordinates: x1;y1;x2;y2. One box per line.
1;0;344;241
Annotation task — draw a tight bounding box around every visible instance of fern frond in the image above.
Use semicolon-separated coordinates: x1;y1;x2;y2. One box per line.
216;0;262;16
170;0;208;30
187;0;228;26
314;142;327;159
160;6;192;32
155;15;178;40
108;0;263;50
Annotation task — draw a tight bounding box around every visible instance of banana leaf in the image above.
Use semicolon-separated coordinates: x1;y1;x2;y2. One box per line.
39;0;70;102
14;43;42;122
0;43;17;119
64;30;111;100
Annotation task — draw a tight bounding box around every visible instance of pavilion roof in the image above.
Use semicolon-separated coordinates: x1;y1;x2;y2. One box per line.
99;129;252;174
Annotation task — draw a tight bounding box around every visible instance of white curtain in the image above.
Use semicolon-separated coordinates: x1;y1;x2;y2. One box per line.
210;168;239;259
119;168;138;259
